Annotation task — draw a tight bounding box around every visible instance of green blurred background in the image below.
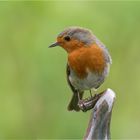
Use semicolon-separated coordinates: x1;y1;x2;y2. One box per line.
0;1;140;139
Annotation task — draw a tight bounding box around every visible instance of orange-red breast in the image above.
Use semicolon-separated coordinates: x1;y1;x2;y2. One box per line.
49;26;112;111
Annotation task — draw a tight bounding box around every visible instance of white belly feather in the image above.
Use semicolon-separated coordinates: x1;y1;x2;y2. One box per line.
69;64;110;91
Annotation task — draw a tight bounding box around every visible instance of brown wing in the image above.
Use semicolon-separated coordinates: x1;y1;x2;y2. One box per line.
66;64;83;111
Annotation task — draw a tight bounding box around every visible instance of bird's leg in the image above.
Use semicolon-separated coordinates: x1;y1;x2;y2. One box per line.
77;91;81;101
77;92;87;112
89;90;92;97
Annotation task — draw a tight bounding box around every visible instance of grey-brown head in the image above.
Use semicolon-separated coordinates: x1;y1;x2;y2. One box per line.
49;26;96;53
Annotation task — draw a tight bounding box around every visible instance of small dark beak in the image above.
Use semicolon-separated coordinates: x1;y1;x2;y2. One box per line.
48;42;60;48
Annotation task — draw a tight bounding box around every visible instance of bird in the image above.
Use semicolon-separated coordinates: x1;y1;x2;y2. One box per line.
49;26;112;111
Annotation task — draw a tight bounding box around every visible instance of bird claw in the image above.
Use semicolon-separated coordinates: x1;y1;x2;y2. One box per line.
78;92;104;112
78;100;87;112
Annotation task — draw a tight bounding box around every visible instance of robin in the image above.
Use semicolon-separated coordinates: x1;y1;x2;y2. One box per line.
49;26;112;111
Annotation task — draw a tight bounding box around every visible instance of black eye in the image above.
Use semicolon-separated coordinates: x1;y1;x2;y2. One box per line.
64;36;71;41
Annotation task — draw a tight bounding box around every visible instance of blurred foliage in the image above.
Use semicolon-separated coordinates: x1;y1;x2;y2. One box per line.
0;1;140;139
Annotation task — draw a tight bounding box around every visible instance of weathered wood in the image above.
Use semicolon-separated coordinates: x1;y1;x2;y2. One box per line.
84;88;116;140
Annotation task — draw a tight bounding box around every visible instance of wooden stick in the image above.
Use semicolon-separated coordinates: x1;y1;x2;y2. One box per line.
84;88;116;140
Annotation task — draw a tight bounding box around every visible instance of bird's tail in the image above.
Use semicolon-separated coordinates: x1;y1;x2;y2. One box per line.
67;92;83;111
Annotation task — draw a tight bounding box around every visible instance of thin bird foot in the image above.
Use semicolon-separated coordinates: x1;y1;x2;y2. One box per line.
78;91;105;112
